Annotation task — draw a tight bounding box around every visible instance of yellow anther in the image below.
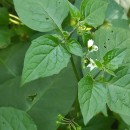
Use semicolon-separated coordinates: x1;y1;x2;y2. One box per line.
86;27;92;31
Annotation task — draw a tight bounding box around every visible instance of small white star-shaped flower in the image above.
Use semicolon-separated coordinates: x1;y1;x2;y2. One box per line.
87;39;98;52
87;58;97;71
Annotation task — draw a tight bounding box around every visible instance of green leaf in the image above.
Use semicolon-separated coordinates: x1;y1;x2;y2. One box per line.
13;0;69;32
105;0;126;22
0;7;9;25
94;60;103;69
107;67;130;116
22;35;70;85
109;19;130;29
0;107;37;130
103;68;116;77
67;2;80;26
103;48;126;71
120;114;130;126
105;0;129;29
67;1;80;19
0;42;29;84
78;76;107;125
101;106;108;117
81;0;108;28
0;61;77;130
83;115;114;130
66;39;83;57
94;27;130;63
0;26;11;48
74;0;82;9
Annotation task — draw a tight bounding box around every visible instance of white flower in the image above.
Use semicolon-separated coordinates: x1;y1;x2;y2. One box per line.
87;58;97;71
93;45;98;51
87;39;98;52
87;39;94;48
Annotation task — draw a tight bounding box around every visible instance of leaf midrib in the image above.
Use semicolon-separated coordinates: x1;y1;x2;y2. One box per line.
23;44;59;84
85;1;107;19
36;1;63;35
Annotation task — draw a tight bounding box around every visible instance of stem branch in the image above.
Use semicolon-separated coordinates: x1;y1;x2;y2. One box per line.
67;27;78;40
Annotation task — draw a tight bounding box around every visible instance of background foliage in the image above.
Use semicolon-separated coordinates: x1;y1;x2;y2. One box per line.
0;0;130;130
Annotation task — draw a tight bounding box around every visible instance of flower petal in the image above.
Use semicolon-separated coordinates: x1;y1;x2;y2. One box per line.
88;39;94;48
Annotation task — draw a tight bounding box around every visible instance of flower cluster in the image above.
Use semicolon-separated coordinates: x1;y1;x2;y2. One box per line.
83;39;98;71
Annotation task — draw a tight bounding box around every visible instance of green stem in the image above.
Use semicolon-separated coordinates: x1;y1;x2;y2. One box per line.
93;70;102;79
70;56;80;82
67;27;78;40
70;55;80;116
58;28;65;39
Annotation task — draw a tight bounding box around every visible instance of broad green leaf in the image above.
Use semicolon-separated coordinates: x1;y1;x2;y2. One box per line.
94;60;103;69
105;0;126;22
13;0;69;32
67;2;80;19
83;115;114;130
78;76;107;125
66;39;83;57
101;106;108;117
0;42;29;84
109;19;130;29
103;68;116;77
68;2;80;27
94;27;130;63
81;0;108;28
0;26;11;48
0;62;13;84
0;7;9;25
120;114;130;126
0;61;77;130
107;67;130;116
74;0;82;9
119;123;130;130
22;35;70;85
0;107;37;130
103;48;126;70
105;0;129;29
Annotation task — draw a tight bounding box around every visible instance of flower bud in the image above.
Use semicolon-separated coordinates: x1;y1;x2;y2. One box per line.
92;45;98;51
70;18;78;26
87;39;94;48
